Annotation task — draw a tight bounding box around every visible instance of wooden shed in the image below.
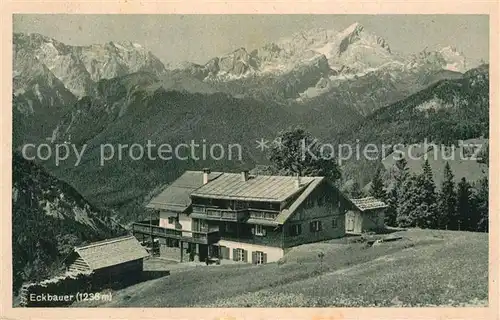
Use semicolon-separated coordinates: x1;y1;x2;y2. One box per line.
345;197;388;234
64;235;149;280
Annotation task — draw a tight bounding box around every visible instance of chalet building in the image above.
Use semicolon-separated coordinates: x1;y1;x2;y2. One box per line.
133;169;351;264
345;197;388;234
64;235;149;279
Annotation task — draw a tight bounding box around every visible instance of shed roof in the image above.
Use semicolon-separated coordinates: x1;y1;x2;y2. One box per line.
74;235;149;271
350;197;388;211
147;171;223;211
191;173;317;202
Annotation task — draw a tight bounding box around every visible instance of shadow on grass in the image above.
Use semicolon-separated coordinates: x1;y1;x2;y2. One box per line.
100;270;171;291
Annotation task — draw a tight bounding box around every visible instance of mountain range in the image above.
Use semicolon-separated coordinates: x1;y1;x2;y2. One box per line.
12;23;488;222
165;23;468;113
14;23;470;127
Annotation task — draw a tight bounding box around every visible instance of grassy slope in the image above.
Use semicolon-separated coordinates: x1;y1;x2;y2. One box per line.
74;229;488;307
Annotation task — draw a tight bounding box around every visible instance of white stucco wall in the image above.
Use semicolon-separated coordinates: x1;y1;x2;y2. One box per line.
178;214;193;236
158;211;193;236
217;239;284;263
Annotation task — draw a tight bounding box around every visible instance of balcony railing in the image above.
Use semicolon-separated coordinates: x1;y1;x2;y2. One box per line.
131;222;220;244
192;207;249;221
248;209;279;220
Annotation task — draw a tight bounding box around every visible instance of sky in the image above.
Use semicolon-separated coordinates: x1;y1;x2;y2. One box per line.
13;15;489;66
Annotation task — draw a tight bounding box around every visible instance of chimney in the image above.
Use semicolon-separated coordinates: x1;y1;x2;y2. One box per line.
241;170;249;182
295;173;301;188
203;168;211;185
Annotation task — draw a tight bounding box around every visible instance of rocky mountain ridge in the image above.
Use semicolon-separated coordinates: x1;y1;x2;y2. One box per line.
13;33;167;97
163;22;471;107
13;23;473;117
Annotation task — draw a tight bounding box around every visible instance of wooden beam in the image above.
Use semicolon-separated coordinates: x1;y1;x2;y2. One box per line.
180;241;183;262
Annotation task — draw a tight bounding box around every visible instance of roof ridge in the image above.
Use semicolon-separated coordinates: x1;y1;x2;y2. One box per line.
190;171;226;193
351;196;377;200
75;235;135;250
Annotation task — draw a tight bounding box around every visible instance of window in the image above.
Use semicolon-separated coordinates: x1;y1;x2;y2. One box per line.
235;201;248;209
251;211;264;219
168;217;175;224
235;248;246;262
219;246;230;260
310;220;322;232
332;218;338;229
255;225;266;236
255;251;265;265
198;220;208;232
347;217;354;232
289;224;302;236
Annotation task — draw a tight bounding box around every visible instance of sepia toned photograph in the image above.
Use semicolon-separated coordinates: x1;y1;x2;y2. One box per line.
9;13;491;309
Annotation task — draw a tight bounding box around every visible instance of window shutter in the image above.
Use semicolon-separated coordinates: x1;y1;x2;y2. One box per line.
262;228;267;236
298;224;302;235
310;222;314;232
319;221;323;231
252;251;257;264
243;250;248;262
263;253;267;264
232;248;237;261
251;227;255;235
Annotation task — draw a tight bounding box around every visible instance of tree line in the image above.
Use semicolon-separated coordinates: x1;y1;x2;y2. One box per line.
265;128;488;233
369;159;488;232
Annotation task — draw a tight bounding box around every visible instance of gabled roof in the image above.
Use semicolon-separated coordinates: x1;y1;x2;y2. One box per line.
350;197;388;211
275;177;324;224
74;235;149;271
190;173;317;202
145;169;347;225
147;171;223;211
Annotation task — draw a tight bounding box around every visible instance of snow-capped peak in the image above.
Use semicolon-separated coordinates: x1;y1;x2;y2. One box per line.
338;22;364;39
14;33;167;97
439;46;467;72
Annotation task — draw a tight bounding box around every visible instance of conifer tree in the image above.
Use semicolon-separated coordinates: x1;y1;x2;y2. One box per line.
456;177;472;231
347;181;363;198
395;158;410;181
369;168;386;201
473;176;489;232
396;174;420;227
385;187;398;226
416;159;438;228
438;162;456;229
386;158;410;226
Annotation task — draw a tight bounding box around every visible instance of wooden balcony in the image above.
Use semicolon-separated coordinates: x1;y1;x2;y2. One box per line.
192;206;249;222
131;222;220;245
248;209;279;220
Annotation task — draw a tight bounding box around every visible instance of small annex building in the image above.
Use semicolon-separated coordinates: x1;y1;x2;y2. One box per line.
345;197;388;234
64;235;149;279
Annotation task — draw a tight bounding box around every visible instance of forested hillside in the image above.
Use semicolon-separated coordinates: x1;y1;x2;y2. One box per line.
12;152;125;293
337;64;489;146
337;65;489;187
